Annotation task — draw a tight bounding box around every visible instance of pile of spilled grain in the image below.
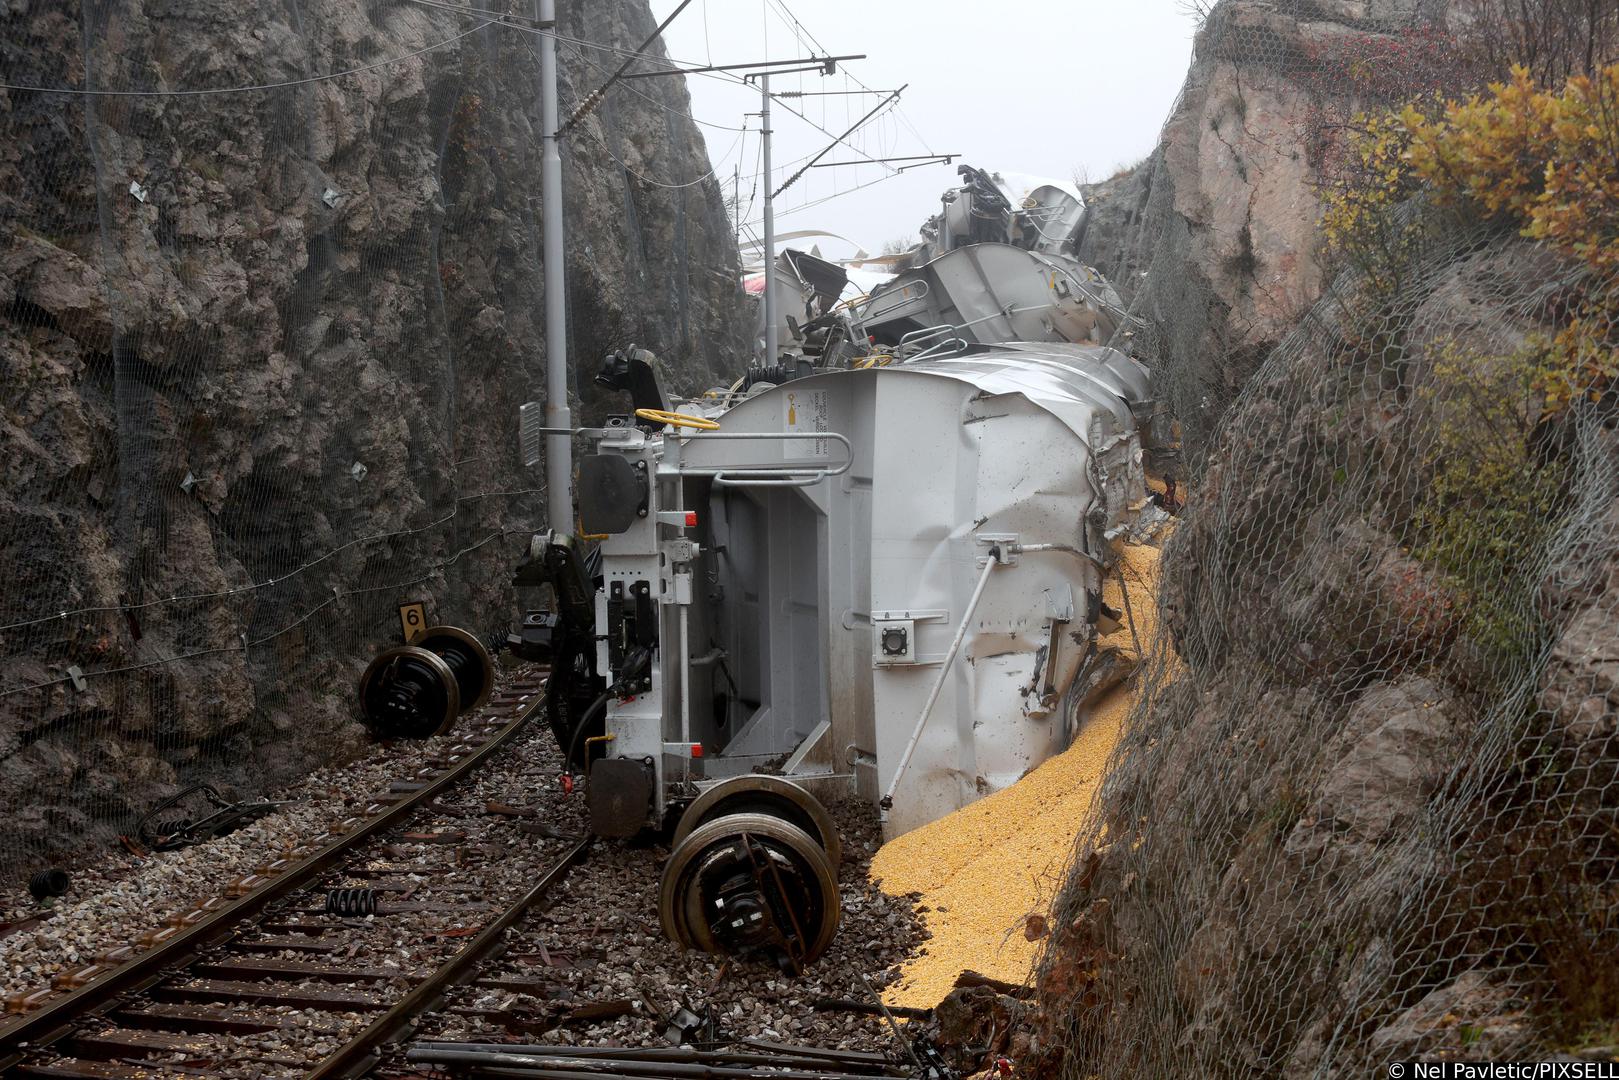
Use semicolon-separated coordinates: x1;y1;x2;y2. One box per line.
868;540;1162;1009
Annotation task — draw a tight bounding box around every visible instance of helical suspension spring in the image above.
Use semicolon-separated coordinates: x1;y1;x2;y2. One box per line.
325;887;380;917
150;817;194;840
28;869;70;900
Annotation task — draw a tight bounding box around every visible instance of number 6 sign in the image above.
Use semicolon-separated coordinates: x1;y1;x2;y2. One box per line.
397;601;427;643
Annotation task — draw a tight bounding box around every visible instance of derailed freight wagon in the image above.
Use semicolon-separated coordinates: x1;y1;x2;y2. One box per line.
518;340;1157;970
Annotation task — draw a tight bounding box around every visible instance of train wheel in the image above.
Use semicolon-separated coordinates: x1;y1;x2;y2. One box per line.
658;812;839;973
671;776;842;872
357;625;494;739
357;646;461;738
417;625;496;713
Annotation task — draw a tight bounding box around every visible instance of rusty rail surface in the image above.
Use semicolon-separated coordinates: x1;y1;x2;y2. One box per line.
308;832;591;1079
0;670;555;1076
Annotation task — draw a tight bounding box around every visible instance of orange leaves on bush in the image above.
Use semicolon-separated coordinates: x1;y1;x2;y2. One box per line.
1398;63;1619;406
1402;63;1619;272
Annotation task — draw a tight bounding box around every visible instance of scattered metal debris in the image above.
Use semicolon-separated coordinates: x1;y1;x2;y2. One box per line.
949;970;1032;999
662;1003;713;1046
133;783;283;852
862;971;955;1080
0;912;53;942
812;996;933;1021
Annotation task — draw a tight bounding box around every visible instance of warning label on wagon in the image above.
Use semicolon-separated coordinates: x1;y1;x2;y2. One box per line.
782;388;830;458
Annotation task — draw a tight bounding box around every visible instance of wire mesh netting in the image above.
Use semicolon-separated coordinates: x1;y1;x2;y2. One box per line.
1040;0;1619;1073
0;0;742;875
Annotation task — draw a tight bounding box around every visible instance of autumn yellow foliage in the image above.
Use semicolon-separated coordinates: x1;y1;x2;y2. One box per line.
1321;62;1619;409
1319;111;1427;293
1400;64;1619;407
1315;64;1619;661
1401;65;1619;270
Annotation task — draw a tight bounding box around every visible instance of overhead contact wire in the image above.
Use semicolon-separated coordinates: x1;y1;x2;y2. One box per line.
580;116;747;190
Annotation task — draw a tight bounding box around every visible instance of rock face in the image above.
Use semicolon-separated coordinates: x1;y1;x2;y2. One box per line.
0;0;746;871
1034;223;1619;1076
1078;0;1460;456
1030;1;1619;1066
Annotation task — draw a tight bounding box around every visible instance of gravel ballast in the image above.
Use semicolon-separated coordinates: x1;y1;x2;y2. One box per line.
414;795;927;1058
1;668;543;999
1;664;932;1076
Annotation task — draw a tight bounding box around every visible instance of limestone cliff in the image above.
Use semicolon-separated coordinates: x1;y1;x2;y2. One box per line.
1032;1;1619;1075
1078;0;1459;456
0;0;746;870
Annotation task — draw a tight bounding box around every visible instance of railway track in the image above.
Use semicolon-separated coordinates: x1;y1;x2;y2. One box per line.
0;667;593;1080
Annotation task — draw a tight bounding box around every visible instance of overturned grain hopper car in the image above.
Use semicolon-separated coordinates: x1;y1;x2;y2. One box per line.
517;337;1159;972
359;164;1164;973
750;164;1133;368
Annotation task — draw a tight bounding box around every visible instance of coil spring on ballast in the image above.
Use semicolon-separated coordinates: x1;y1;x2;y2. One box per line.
150;817;193;839
28;869;70;900
325;887;380;917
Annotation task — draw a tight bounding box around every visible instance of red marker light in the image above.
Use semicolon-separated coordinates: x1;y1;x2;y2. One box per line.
685;511;697;527
690;743;703;758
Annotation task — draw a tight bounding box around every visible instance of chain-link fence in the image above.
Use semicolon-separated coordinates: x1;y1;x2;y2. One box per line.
1041;0;1619;1073
0;0;742;876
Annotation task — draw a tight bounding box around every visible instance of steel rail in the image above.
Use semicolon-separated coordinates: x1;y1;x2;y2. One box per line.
0;676;549;1070
309;833;593;1078
409;1042;903;1072
404;1050;896;1080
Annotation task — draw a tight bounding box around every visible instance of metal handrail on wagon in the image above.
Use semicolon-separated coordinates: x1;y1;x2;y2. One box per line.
848;277;929;319
678;430;854;488
520;427;853;488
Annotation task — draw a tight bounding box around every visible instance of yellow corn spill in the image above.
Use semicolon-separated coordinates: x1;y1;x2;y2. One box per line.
869;540;1162;1009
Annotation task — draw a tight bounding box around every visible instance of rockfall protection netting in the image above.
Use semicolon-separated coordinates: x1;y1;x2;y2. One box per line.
0;1;740;875
1050;219;1619;1075
1037;3;1619;1075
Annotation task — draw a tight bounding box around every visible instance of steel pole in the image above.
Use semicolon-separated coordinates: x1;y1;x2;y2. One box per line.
760;73;778;365
540;0;572;529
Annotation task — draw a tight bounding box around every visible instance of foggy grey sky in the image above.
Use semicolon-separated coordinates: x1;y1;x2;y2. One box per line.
647;0;1199;261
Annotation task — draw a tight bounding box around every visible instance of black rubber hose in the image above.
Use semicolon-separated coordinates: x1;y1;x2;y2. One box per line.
563;646;652;772
564;688;612;772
